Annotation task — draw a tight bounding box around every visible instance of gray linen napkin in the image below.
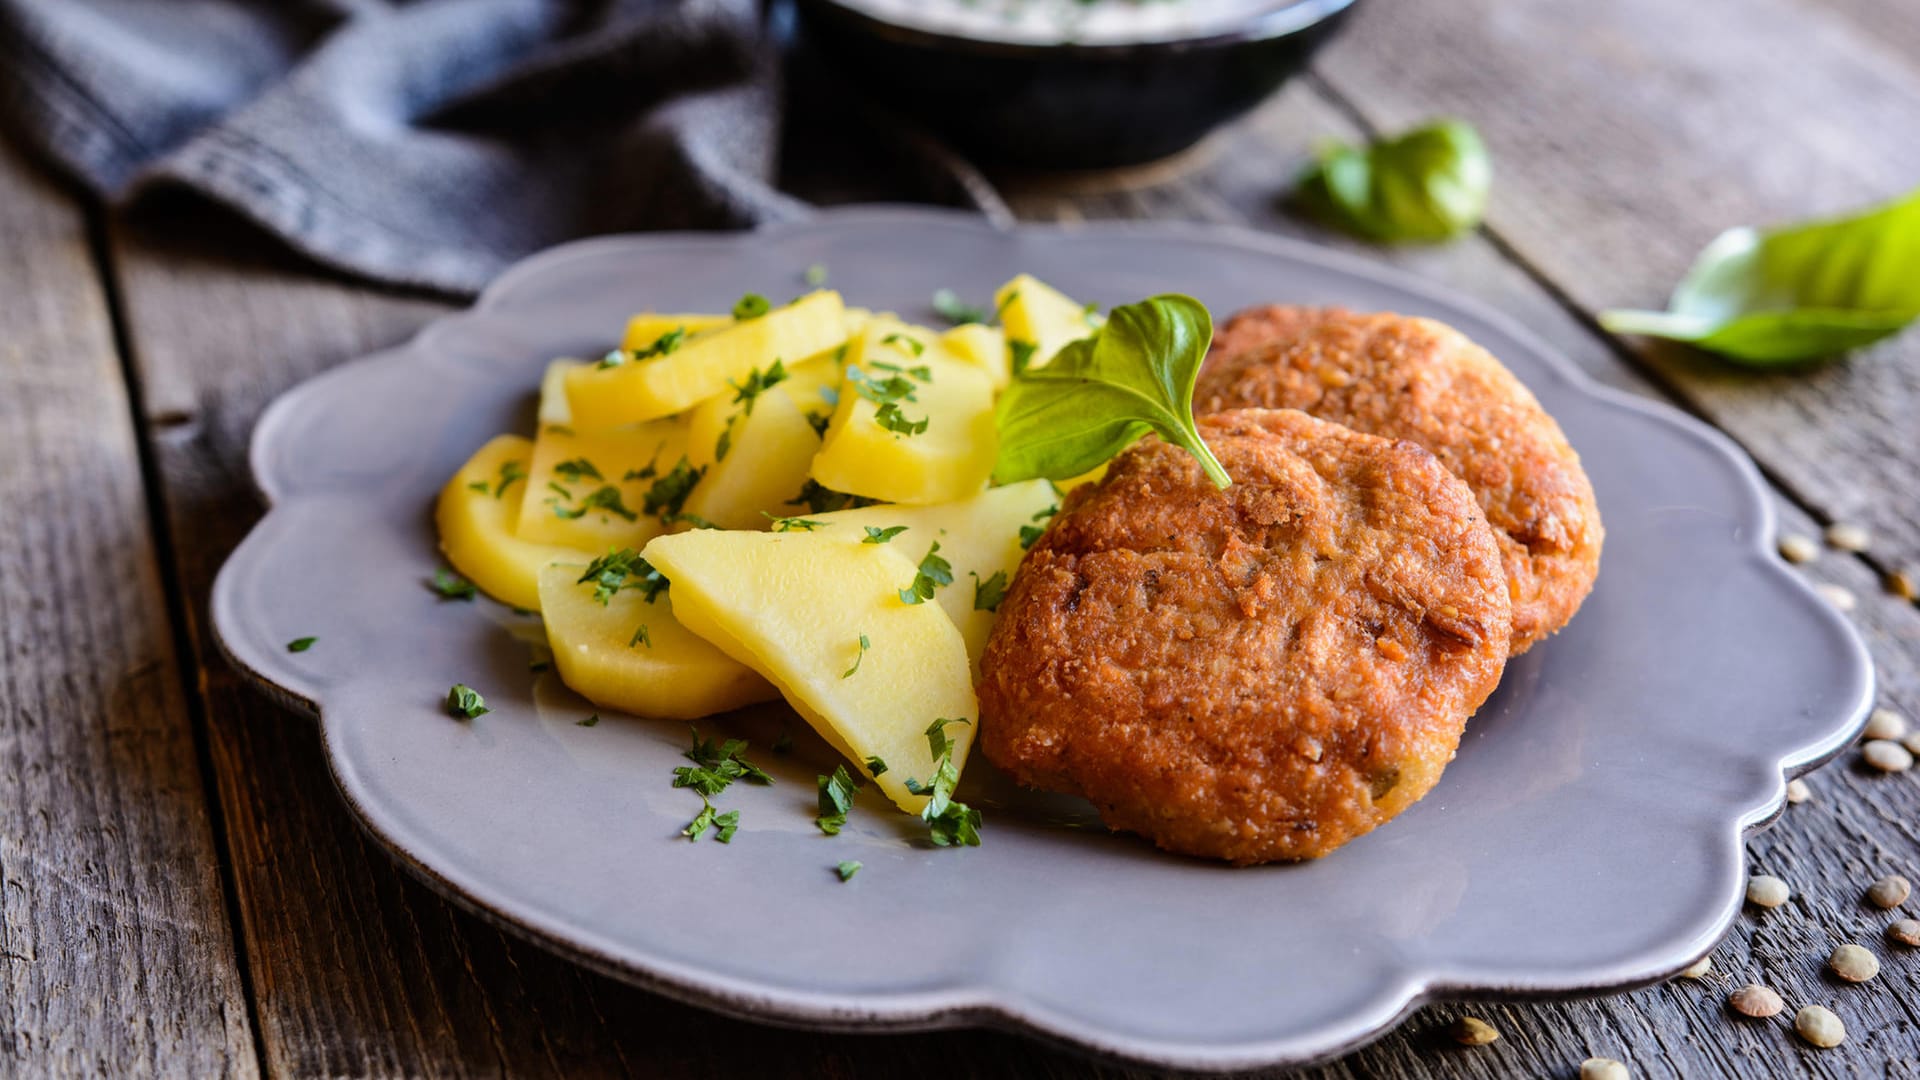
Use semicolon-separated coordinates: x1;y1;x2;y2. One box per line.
0;0;811;295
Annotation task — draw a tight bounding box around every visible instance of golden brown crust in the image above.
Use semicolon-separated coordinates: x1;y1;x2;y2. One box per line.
978;409;1511;864
1197;306;1603;653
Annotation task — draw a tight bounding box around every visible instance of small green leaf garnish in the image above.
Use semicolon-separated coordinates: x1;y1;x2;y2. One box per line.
578;714;600;727
552;457;602;483
765;513;826;532
880;333;926;358
598;326;687;368
1600;185;1920;364
992;294;1229;489
804;263;829;287
427;567;477;600
493;459;528;498
642;456;705;518
577;549;670;604
715;418;735;463
1019;505;1058;551
729;359;790;416
971;571;1008;612
287;636;317;653
553;484;638;522
466;480;489;493
1294;119;1491;244
932;288;986;326
864;755;888;777
445;684;489;719
804;410;832;437
898;541;954;605
732;293;772;321
872;401;928;436
836;859;862;881
787;480;874;514
841;633;870;679
1008;339;1039;377
682;803;741;843
816;764;863;835
901;718;981;847
861;525;908;544
630;624;651;648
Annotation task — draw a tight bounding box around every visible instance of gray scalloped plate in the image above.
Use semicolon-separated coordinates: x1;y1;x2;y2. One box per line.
212;208;1872;1072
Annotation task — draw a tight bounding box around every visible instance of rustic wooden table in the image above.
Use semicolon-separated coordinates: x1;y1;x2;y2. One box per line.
5;0;1918;1075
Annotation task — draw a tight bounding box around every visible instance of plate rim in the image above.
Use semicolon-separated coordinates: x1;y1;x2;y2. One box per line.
211;205;1875;1072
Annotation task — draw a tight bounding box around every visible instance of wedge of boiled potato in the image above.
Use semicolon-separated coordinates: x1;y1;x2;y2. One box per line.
537;563;776;720
437;435;580;611
537;358;583;429
566;291;848;429
994;274;1099;371
810;480;1057;668
515;417;691;550
939;322;1010;390
809;320;998;505
680;364;829;530
643;529;976;814
619;312;731;353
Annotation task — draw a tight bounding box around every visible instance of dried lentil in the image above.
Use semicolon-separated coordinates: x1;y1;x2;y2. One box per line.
1777;534;1820;564
1678;955;1712;979
1888;569;1917;601
1580;1058;1630;1080
1904;731;1920;757
1816;583;1857;611
1786;778;1811;804
1794;1005;1846;1048
1747;874;1790;909
1888;919;1920;947
1862;739;1914;773
1825;522;1871;552
1728;984;1784;1018
1866;874;1911;910
1829;943;1880;983
1450;1016;1499;1046
1865;707;1909;741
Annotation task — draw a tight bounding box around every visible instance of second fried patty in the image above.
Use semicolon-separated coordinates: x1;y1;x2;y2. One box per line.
979;409;1511;864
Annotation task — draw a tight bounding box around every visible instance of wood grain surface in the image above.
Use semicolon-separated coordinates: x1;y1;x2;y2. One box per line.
2;0;1917;1074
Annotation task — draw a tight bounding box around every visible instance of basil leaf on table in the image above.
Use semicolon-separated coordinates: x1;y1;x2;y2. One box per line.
992;294;1230;490
1294;119;1491;244
1600;186;1920;364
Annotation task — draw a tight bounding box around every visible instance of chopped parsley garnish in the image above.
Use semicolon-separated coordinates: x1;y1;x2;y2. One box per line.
880;333;926;358
872;401;928;436
552;457;602;482
553;484;639;522
642;456;705;518
577;548;670;604
862;525;908;544
664;511;721;530
466;480;488;493
932;288;986;326
841;633;870;679
819;384;841;406
675;729;772;843
836;860;862;882
772;729;794;754
864;755;888;777
971;571;1008;612
846;366;919;406
683;728;775;786
787;480;874;514
493;459;528;498
1082;301;1103;327
804;263;829;287
715;418;735;462
427;567;477;600
598;326;687;368
445;684;489;720
815;764;863;835
870;358;933;381
578;714;600;727
804;410;832;437
683;804;740;843
286;636;317;653
623;444;667;482
903;718;981;847
996;289;1020;317
630;624;651;648
729;359;790;416
732;293;772;320
765;513;826;532
1019;505;1058;551
528;641;554;672
1008;338;1039;377
898;541;954;605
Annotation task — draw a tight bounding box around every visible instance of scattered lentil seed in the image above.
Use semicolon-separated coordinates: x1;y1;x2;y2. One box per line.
1794;1005;1846;1048
1867;874;1911;910
1904;730;1920;757
1729;983;1784;1018
1786;778;1812;804
1825;522;1871;552
1888;569;1917;602
1778;534;1820;564
1678;955;1712;979
1865;707;1910;741
1747;874;1791;909
1888;919;1920;947
1450;1016;1499;1046
1862;739;1914;773
1580;1058;1630;1080
1816;583;1857;611
1829;943;1880;983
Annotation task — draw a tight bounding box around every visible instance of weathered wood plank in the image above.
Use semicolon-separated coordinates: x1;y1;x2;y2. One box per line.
1001;80;1920;1079
0;147;258;1073
1309;0;1920;591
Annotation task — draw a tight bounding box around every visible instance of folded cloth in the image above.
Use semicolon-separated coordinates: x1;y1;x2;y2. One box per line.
0;0;811;295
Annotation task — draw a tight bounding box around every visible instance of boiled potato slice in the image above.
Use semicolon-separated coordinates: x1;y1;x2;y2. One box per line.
567;291;847;428
537;359;582;429
809;320;998;506
994;274;1099;371
643;530;976;814
939;322;1010;389
680;371;827;530
537;563;776;720
619;312;731;352
515;418;691;550
810;480;1057;667
437;436;579;611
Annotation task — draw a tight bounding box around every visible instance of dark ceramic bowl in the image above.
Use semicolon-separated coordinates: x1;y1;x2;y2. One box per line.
790;0;1359;170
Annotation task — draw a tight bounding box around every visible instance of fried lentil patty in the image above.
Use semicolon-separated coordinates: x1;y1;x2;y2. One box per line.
978;409;1511;863
1196;306;1602;653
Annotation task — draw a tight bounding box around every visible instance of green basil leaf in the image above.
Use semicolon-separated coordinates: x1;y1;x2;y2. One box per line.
1600;186;1920;364
992;294;1228;489
1295;119;1490;244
